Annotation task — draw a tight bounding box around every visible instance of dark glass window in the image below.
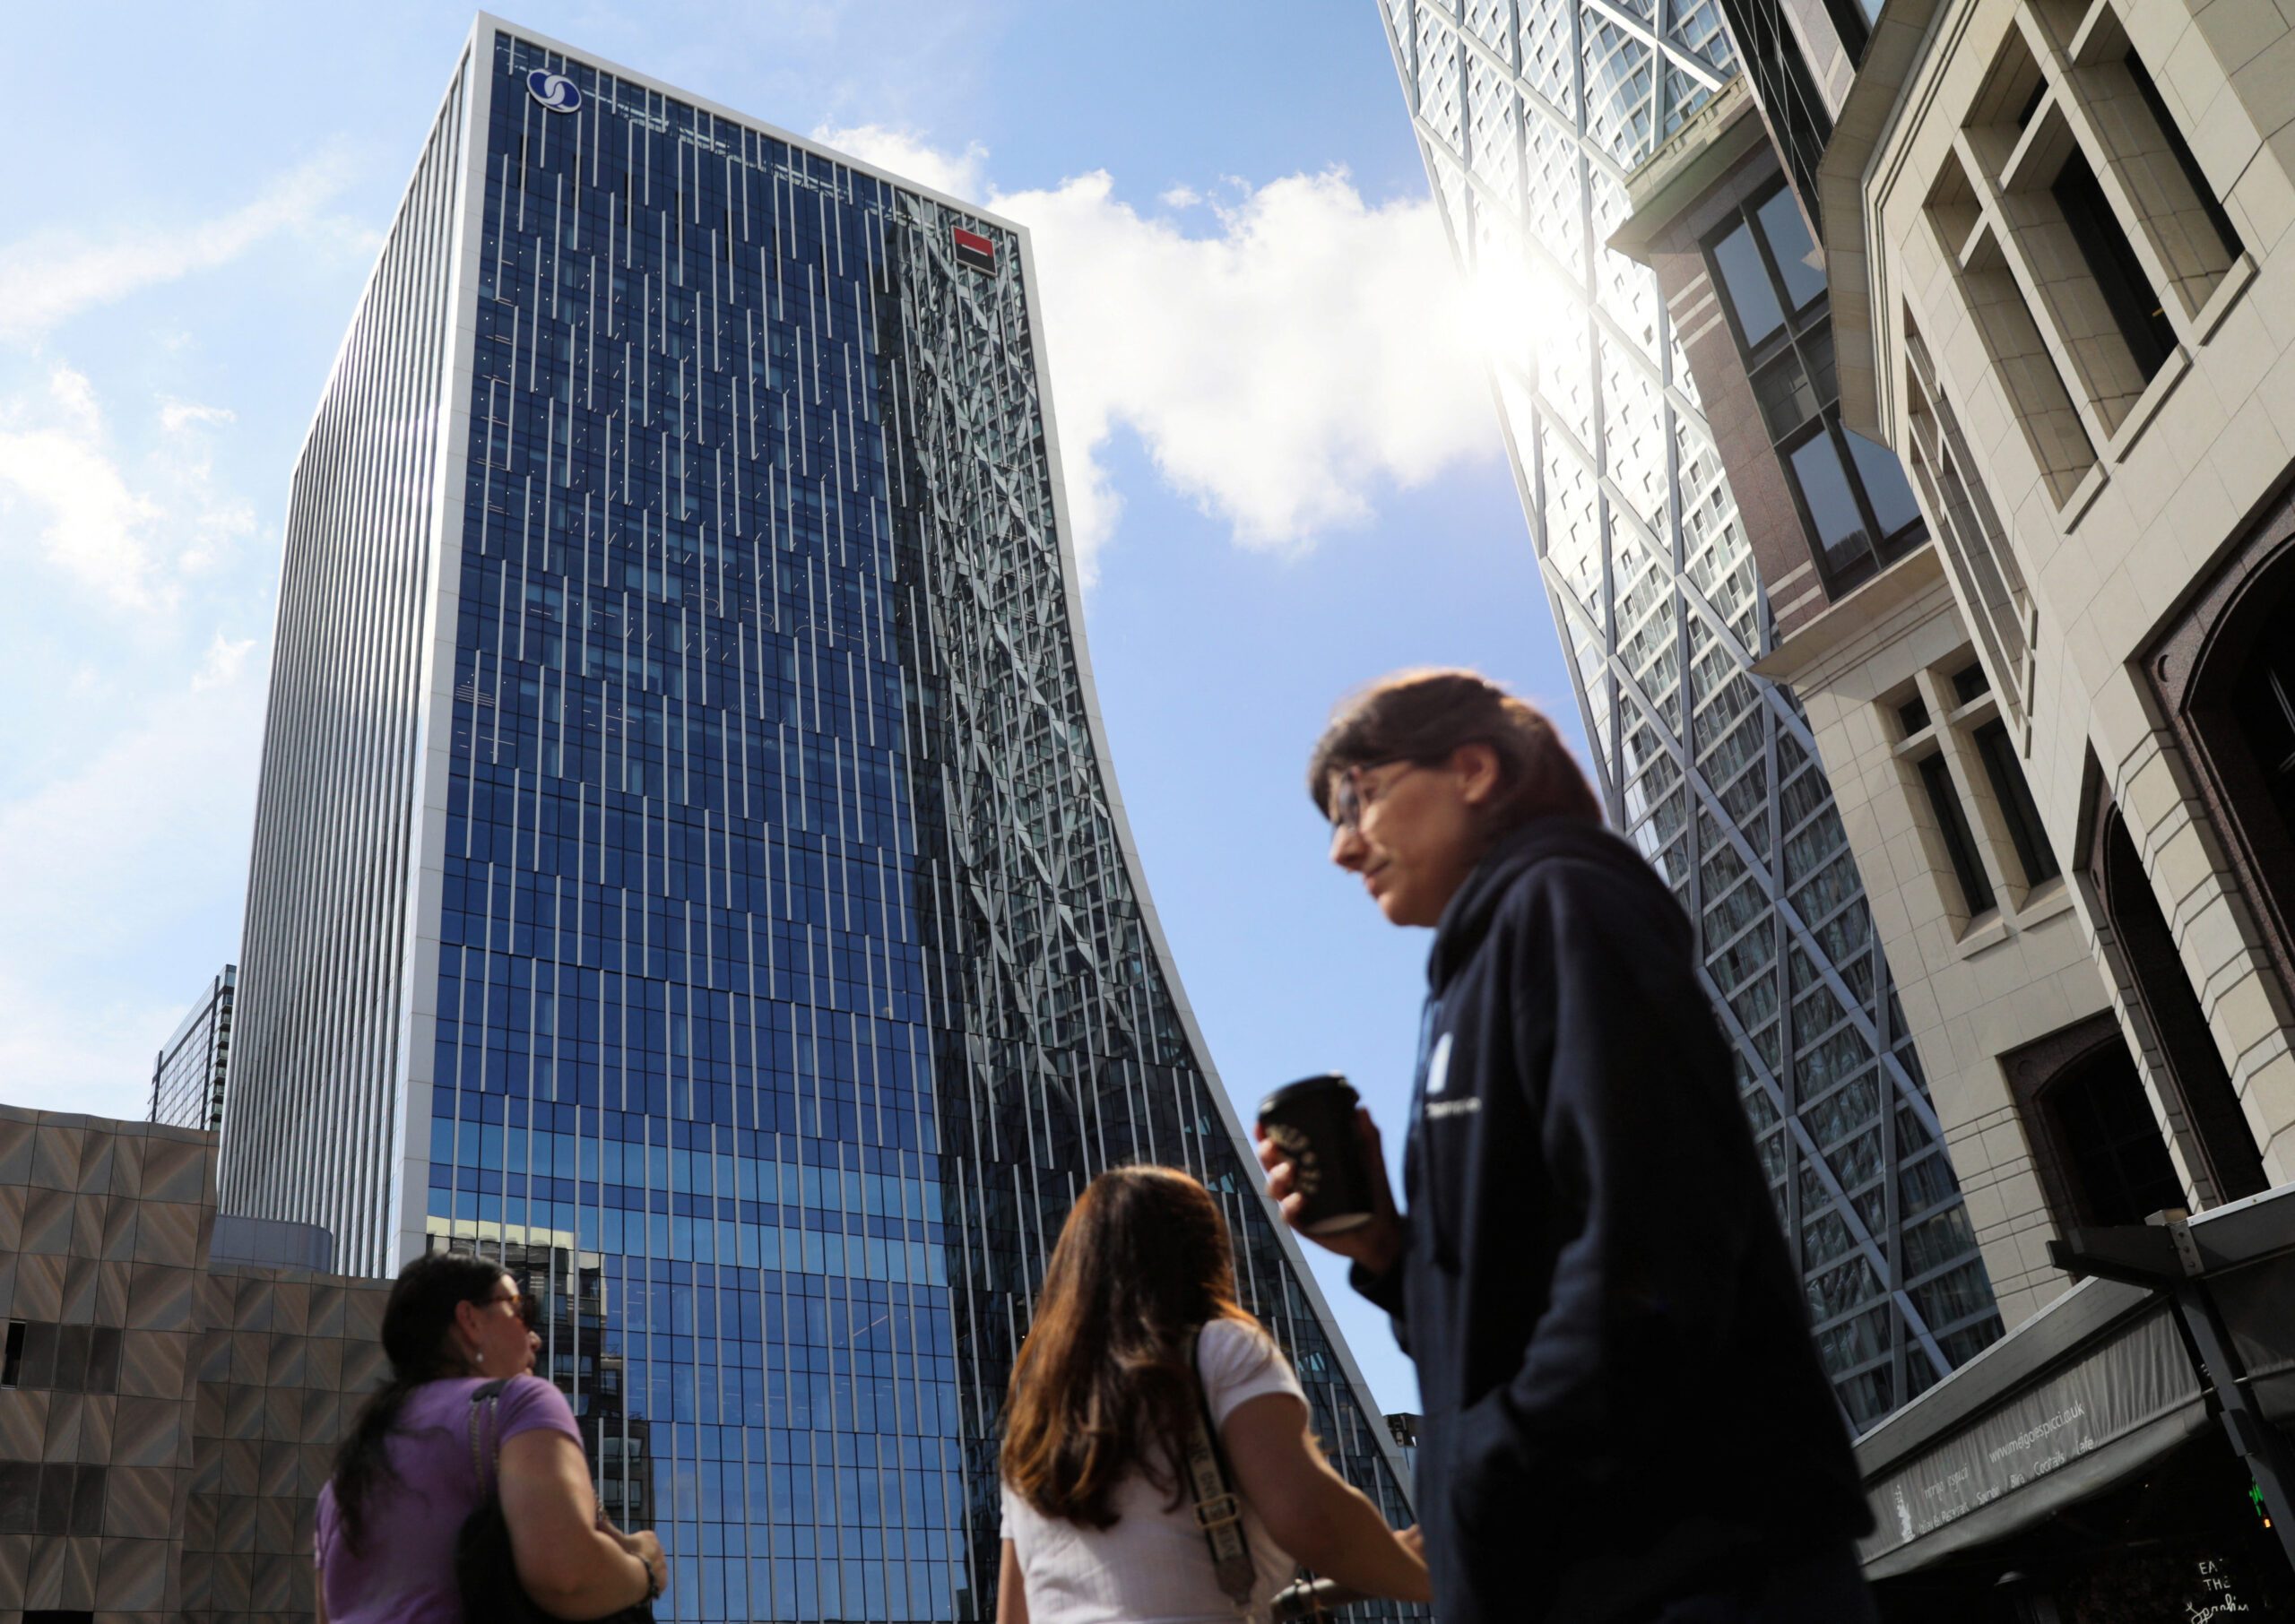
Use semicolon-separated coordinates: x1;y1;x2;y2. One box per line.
1788;431;1873;579
1;1322;20;1388
1845;428;1922;538
1973;720;2060;885
1897;695;1931;738
1720;0;1835;225
1756;188;1826;309
1712;220;1787;350
2052;148;2175;380
2230;636;2295;835
2044;1042;2187;1226
1918;753;1996;916
1753;350;1820;436
1704;183;1927;594
1952;661;1992;704
2094;810;2267;1199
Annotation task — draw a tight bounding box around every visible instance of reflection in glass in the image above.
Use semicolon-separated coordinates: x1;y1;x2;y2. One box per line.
1788;431;1869;572
1712;219;1786;349
1845;428;1922;540
1753;351;1818;438
1757;187;1826;310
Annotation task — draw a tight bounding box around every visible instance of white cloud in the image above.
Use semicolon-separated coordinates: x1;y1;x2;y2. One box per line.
192;631;257;692
0;634;264;1120
0;367;255;607
0;367;165;608
813;123;990;202
160;399;236;433
0;153;353;344
813;128;1498;577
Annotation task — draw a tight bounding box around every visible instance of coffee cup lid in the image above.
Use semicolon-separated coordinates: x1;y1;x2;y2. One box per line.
1258;1073;1357;1119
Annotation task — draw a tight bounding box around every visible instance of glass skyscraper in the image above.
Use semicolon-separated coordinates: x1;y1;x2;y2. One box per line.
1375;0;2002;1426
225;16;1414;1620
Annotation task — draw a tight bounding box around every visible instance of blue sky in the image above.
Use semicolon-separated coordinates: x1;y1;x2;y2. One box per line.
0;1;1582;1415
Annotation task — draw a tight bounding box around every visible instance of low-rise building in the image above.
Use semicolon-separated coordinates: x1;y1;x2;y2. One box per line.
0;1104;389;1622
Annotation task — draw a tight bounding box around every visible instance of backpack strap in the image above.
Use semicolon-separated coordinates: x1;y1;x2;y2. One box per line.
465;1377;515;1496
1181;1326;1259;1617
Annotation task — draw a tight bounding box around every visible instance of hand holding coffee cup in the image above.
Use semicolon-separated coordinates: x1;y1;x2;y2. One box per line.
1255;1075;1402;1274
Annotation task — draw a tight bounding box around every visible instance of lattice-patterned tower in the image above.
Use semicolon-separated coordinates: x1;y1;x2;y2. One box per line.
1374;0;2005;1427
226;16;1417;1620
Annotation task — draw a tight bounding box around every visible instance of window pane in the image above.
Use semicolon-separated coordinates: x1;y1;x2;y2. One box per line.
1788;430;1873;575
1975;719;2060;885
1805;321;1839;403
1918;753;1996;917
1844;428;1922;539
1756;188;1827;310
1753;350;1819;437
1712;219;1786;350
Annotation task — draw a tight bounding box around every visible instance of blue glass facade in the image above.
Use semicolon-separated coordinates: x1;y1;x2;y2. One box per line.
228;20;1414;1621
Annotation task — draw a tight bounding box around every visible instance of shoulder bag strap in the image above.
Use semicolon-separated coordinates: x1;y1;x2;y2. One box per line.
467;1377;515;1496
1181;1326;1259;1617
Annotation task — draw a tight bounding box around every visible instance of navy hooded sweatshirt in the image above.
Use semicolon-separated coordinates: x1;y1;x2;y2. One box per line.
1350;816;1872;1622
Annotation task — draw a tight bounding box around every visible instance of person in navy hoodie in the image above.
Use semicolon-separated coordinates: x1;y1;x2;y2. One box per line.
1258;669;1876;1624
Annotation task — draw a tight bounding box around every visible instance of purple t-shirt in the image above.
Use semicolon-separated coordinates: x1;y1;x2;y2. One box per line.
316;1375;585;1624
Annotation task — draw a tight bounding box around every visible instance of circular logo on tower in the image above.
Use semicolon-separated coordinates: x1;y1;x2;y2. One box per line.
526;70;582;114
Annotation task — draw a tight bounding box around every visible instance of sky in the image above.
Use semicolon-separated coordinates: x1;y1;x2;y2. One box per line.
0;0;1585;1416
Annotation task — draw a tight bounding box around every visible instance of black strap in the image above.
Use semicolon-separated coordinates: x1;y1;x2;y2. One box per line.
466;1377;515;1494
1181;1326;1258;1616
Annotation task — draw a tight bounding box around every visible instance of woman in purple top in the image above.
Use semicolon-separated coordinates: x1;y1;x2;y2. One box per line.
315;1251;667;1622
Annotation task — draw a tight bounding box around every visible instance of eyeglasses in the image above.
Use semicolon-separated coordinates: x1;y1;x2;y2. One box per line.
490;1286;541;1330
1329;760;1417;835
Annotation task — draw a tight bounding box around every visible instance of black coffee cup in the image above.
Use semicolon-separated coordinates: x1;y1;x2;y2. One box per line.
1257;1074;1375;1235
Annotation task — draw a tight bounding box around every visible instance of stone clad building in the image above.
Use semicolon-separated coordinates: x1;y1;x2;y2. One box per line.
0;1104;389;1623
1617;0;2295;1333
1609;0;2295;1610
1812;0;2295;1229
1608;71;2114;1332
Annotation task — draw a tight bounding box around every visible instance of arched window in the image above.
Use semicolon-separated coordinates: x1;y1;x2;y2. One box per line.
2083;799;2266;1206
2005;1014;2184;1231
2150;517;2295;1007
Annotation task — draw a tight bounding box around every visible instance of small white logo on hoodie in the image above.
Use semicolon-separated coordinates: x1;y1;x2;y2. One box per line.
1423;1031;1479;1119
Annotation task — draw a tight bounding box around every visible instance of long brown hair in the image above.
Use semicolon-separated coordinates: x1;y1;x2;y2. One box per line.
1000;1166;1255;1529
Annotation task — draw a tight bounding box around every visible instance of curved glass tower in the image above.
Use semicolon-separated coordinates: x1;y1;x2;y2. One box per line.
225;16;1415;1620
1375;0;2002;1427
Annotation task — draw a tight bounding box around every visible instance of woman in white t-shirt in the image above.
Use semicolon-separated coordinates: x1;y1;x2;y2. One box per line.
997;1164;1430;1623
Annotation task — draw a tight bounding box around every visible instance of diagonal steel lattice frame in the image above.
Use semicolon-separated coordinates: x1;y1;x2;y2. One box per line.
880;195;1427;1618
1376;0;2004;1424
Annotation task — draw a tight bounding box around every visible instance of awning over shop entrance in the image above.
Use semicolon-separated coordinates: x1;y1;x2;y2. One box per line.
1855;1184;2295;1581
1861;1303;2204;1576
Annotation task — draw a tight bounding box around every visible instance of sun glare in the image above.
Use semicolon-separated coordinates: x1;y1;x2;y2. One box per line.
1462;249;1558;389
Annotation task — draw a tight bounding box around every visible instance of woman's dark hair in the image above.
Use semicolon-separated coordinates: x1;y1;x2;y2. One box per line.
329;1248;507;1555
1307;667;1602;833
1000;1166;1254;1529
